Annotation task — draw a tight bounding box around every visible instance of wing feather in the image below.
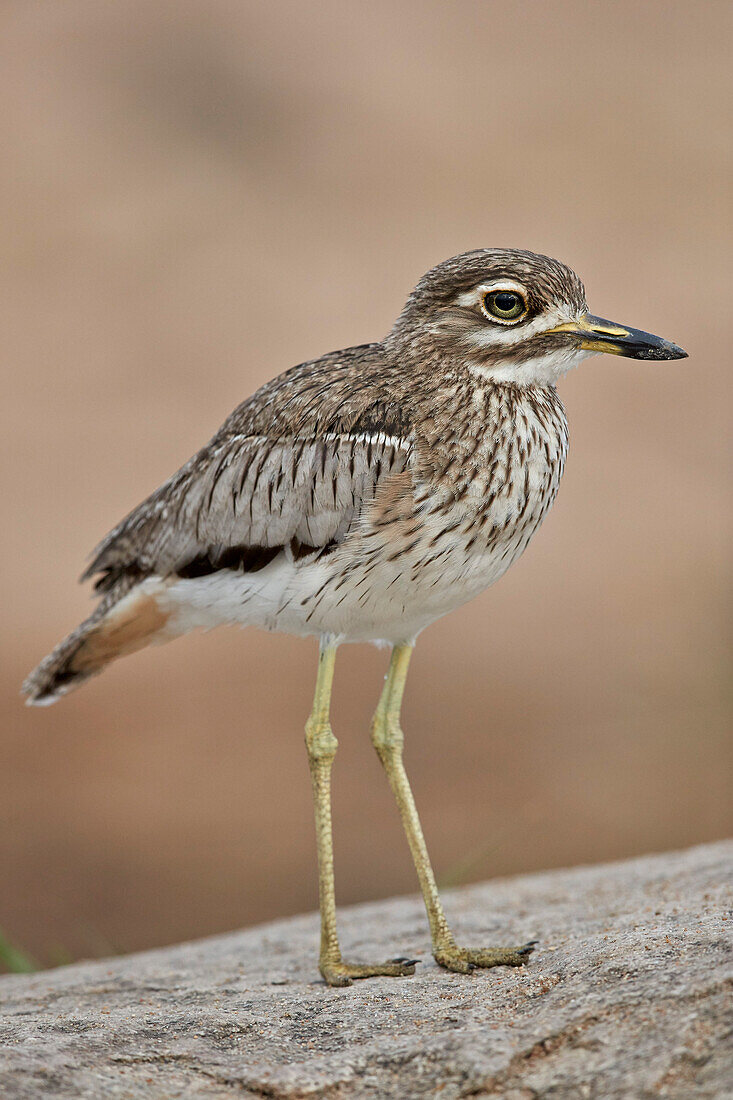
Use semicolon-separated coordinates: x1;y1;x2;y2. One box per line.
83;344;414;592
86;432;411;590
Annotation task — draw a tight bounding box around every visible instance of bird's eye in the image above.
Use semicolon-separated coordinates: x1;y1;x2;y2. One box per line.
482;290;527;323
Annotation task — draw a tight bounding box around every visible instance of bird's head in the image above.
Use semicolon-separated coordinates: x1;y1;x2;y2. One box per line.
388;248;687;386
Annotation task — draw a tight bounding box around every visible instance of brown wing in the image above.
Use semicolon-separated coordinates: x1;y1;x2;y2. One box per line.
83;344;415;592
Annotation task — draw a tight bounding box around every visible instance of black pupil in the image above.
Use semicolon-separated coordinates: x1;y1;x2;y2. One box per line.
494;292;519;312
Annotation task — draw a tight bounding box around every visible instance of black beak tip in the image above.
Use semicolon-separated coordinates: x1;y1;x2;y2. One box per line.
636;340;688;362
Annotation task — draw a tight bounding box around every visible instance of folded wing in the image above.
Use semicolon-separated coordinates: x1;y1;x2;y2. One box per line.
84;345;414;592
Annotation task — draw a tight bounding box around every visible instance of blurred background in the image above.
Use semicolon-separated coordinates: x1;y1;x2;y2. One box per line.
2;0;730;971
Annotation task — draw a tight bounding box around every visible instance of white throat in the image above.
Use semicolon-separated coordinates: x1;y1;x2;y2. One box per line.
467;346;590;386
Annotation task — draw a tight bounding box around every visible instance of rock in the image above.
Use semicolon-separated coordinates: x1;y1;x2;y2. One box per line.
1;842;731;1099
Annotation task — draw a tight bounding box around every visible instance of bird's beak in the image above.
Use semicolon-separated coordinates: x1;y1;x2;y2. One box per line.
546;314;687;360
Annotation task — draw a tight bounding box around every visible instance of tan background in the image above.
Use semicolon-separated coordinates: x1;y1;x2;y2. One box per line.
2;0;730;969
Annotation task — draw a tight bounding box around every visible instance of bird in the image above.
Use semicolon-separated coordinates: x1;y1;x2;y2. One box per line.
23;248;686;986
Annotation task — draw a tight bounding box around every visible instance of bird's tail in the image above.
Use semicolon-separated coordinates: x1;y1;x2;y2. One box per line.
23;580;173;706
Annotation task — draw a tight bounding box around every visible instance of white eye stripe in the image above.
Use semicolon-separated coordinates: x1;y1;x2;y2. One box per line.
460;305;573;348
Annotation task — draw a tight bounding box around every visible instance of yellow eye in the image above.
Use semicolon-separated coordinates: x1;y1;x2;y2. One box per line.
482;290;527;323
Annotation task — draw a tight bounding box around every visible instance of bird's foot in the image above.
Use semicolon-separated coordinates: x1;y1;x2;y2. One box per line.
320;956;419;987
434;940;536;974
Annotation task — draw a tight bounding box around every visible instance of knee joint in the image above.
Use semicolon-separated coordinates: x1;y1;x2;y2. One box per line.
305;718;338;761
370;712;403;756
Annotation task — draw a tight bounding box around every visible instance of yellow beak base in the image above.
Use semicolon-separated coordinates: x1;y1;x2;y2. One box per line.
547;314;687;361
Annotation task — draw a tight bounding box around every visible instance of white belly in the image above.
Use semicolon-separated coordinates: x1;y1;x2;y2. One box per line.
154;542;509;646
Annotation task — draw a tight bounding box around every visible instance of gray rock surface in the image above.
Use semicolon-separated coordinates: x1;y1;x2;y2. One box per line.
1;842;731;1099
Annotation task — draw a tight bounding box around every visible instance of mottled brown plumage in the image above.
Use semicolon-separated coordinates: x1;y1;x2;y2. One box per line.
22;248;686;986
24;249;685;705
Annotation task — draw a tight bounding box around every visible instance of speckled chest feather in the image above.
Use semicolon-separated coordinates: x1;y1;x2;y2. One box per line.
316;377;569;641
147;372;569;645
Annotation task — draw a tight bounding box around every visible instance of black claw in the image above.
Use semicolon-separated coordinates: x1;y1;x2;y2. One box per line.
390;956;421;966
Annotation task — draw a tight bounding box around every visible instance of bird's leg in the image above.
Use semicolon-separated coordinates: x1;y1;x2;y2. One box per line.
371;644;536;974
305;641;417;987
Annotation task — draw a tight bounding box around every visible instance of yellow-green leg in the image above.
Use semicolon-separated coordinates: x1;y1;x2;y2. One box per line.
305;641;417;987
370;644;536;974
